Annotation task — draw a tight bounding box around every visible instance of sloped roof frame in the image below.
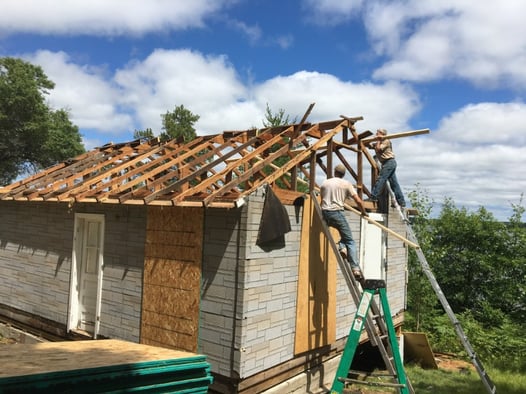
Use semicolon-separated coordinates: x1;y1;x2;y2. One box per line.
0;117;371;208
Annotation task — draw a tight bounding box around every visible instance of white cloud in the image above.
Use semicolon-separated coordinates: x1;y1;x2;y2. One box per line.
364;0;526;88
0;0;232;36
253;71;420;132
27;50;134;134
114;48;254;133
395;102;526;219
437;102;526;144
24;48;422;145
304;0;526;89
228;20;262;44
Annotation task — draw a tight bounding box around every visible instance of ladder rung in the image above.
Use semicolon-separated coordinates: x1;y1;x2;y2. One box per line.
349;370;397;378
340;377;406;389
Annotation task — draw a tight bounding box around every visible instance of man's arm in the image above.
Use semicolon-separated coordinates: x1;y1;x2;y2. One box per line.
374;135;386;154
352;193;367;216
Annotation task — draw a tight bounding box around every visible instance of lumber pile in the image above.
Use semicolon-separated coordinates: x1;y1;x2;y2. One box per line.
0;339;213;393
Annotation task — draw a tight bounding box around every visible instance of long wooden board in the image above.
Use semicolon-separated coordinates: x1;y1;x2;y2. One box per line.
361;128;430;144
294;197;336;354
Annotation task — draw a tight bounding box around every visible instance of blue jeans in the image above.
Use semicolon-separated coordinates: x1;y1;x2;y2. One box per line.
322;210;359;268
371;159;405;206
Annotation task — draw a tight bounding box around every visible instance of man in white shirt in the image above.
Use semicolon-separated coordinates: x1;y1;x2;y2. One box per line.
320;164;366;276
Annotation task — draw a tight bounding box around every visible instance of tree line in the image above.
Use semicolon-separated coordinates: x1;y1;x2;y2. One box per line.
406;186;525;370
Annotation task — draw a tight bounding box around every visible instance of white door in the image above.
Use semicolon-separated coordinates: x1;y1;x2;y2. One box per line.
359;213;386;280
68;214;104;337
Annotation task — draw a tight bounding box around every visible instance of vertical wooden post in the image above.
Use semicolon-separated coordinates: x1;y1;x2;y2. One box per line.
309;151;317;193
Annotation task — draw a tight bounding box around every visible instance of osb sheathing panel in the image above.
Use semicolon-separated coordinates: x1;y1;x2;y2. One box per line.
294;196;336;354
141;206;203;353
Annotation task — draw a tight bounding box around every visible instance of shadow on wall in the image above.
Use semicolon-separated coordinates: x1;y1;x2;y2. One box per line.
0;201;74;275
200;207;242;295
0;200;147;278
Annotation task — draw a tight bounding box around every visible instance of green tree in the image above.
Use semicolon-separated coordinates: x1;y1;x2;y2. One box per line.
260;104;308;191
408;192;525;327
133;128;155;140
405;190;526;366
0;57;85;184
430;199;511;324
160;104;199;142
262;103;296;127
40;109;84;167
499;196;526;322
405;185;440;331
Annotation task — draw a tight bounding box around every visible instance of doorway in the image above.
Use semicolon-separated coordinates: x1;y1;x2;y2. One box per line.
360;212;386;280
68;213;105;338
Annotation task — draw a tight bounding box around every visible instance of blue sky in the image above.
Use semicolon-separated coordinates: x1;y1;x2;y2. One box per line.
1;0;525;220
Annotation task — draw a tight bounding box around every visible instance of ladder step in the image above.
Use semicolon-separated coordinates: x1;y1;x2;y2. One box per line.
349;370;397;378
340;377;406;389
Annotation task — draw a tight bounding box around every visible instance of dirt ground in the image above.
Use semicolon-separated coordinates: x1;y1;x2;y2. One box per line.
434;352;474;373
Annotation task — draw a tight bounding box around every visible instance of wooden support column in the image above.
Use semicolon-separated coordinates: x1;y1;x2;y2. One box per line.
327;137;333;177
309;151;316;193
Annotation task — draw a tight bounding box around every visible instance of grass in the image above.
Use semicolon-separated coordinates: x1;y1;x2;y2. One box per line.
345;364;526;394
405;364;525;394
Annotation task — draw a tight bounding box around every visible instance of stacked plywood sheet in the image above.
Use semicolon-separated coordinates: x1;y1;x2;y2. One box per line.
0;339;213;393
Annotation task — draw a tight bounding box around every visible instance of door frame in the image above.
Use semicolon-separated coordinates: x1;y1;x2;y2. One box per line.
67;213;105;338
359;213;386;280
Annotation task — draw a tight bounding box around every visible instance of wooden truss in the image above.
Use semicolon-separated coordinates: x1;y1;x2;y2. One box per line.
0;111;428;208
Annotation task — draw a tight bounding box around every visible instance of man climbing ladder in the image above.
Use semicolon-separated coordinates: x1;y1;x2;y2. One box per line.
330;279;409;394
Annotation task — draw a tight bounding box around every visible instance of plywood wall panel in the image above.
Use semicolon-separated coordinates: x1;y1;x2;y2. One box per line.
294;196;336;354
141;206;203;353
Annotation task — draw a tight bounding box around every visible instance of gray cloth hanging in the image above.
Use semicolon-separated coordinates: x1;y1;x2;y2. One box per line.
256;186;291;246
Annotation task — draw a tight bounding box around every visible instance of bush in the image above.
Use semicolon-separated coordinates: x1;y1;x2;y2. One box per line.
406;310;526;372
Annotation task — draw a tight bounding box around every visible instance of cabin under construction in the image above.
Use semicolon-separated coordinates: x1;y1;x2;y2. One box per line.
0;109;427;393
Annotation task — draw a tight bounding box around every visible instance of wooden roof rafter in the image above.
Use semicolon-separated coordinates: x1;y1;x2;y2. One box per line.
0;113;430;208
139;131;266;204
37;144;165;201
172;125;297;205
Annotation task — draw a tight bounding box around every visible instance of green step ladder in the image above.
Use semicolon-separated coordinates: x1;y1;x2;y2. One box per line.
311;191;414;394
330;279;409;394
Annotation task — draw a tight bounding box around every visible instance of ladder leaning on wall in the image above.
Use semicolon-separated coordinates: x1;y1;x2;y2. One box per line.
385;185;497;394
311;192;415;394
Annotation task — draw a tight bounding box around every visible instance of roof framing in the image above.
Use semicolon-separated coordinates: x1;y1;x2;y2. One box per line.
0;112;429;208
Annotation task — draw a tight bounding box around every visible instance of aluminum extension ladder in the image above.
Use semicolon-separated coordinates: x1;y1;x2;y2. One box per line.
311;192;414;394
385;183;497;394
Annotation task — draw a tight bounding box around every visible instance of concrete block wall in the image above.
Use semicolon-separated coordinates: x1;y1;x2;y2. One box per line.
0;201;74;324
0;201;145;341
239;188;301;378
385;207;409;315
199;187;302;379
99;265;142;342
200;189;409;382
200;205;245;377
